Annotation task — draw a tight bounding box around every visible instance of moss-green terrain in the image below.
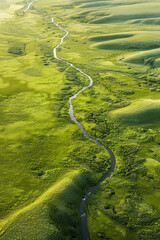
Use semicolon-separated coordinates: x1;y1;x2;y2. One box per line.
0;0;160;239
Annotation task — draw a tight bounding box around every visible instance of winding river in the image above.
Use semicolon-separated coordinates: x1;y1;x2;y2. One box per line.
52;18;116;240
24;2;116;240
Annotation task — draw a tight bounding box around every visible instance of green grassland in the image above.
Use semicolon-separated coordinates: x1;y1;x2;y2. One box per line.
111;99;160;124
0;0;160;239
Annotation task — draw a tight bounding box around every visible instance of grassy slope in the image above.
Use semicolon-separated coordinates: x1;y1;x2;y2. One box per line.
0;0;160;239
0;171;79;239
111;99;160;124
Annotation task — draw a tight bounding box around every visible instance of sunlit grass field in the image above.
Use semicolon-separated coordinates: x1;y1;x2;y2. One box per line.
0;0;160;239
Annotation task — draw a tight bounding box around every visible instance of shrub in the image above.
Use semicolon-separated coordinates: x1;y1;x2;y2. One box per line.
8;46;25;55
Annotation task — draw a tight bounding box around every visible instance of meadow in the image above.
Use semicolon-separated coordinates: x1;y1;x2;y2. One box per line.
0;0;160;239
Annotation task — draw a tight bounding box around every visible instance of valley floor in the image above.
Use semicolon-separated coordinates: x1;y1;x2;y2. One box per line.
0;0;160;239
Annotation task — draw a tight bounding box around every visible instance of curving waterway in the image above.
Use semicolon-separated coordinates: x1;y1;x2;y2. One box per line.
24;2;116;240
51;18;116;240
